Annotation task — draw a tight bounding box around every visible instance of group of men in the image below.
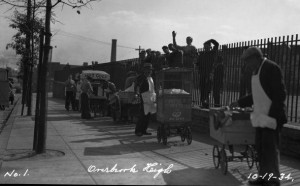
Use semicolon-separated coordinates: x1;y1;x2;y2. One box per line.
63;31;287;186
138;31;223;108
134;40;287;186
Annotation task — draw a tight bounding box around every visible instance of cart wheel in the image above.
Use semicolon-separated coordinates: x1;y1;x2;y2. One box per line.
157;127;162;143
255;151;260;172
246;146;255;169
181;135;185;142
162;137;168;145
186;126;192;145
112;110;117;121
220;148;228;175
255;160;260;172
213;145;220;169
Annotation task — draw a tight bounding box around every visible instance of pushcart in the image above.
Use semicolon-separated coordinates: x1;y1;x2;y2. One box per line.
156;68;193;145
209;107;259;175
82;70;110;117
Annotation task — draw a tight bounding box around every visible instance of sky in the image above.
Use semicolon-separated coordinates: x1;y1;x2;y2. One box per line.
1;0;300;68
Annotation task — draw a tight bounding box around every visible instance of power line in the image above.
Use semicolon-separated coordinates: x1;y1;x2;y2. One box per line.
53;30;136;50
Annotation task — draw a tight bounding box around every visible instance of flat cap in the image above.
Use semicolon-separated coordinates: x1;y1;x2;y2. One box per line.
241;47;263;60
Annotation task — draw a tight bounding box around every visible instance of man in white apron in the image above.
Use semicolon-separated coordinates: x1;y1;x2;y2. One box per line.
231;47;287;186
134;63;157;136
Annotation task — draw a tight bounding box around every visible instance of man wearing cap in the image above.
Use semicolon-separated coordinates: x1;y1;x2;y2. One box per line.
134;63;157;136
172;31;197;68
231;47;287;186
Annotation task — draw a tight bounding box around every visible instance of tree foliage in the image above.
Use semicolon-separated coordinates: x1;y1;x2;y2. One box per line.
6;9;44;73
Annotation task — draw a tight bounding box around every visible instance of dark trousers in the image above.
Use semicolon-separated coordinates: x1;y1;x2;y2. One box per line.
135;104;150;134
255;127;281;183
65;91;75;110
200;75;211;104
213;83;222;107
81;93;91;119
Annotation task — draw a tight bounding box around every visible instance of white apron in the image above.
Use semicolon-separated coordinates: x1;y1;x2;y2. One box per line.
141;77;157;115
250;58;277;130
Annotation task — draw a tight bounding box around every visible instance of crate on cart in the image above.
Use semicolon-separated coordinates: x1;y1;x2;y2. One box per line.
155;68;193;145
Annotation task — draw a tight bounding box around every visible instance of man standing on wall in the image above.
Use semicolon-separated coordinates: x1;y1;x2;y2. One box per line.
172;31;198;68
231;47;287;186
197;39;219;108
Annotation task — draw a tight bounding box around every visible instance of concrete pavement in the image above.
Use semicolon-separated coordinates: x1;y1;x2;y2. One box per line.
0;95;300;185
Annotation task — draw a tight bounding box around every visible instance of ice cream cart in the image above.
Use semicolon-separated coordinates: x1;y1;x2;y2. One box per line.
156;68;193;145
82;70;111;117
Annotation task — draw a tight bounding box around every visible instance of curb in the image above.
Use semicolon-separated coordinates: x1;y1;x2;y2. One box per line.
0;96;21;134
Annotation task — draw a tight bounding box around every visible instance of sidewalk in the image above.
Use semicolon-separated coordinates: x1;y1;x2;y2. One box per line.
0;95;300;185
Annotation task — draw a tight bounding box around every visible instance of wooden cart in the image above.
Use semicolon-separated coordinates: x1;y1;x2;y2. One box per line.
209;107;259;175
82;70;110;117
156;68;193;145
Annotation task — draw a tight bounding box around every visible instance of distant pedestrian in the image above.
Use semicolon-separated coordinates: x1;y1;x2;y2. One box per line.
64;74;76;111
80;76;93;119
75;76;82;111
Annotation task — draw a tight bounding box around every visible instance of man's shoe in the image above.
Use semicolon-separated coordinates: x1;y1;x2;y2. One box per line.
143;132;152;135
248;177;264;185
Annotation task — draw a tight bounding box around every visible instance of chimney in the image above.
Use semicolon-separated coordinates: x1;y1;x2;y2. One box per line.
110;39;117;62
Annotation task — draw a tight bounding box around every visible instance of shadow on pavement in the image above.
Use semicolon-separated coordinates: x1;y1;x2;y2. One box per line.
84;142;169;156
162;167;242;186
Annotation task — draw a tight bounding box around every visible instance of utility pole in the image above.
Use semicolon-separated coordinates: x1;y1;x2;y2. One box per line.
135;45;144;56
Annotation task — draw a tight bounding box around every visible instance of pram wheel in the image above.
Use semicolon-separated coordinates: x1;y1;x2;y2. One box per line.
162;136;168;145
181;135;185;142
246;145;255;169
220;147;228;175
212;145;220;169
